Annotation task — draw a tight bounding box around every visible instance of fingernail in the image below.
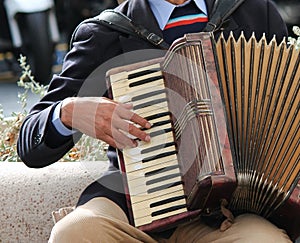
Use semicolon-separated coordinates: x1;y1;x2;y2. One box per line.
145;135;151;142
145;122;152;129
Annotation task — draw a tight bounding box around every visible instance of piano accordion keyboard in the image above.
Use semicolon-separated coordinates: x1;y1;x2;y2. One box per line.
109;63;188;227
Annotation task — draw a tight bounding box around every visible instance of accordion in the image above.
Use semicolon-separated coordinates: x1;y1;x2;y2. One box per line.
106;32;300;240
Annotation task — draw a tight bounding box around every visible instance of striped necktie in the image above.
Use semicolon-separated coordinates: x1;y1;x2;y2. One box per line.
163;1;208;44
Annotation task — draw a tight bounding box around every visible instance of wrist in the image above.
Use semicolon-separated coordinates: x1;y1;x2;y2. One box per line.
60;97;76;129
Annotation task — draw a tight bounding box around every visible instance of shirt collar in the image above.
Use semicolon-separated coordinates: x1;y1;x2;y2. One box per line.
148;0;207;30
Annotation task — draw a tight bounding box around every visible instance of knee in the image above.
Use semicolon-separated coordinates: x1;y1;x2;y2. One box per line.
232;214;292;242
49;210;114;243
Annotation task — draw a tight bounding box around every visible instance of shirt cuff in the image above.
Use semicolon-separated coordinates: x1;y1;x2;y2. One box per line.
52;102;76;136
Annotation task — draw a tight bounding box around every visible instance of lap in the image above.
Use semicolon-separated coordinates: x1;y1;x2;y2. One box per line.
49;197;292;243
49;197;156;243
164;214;292;243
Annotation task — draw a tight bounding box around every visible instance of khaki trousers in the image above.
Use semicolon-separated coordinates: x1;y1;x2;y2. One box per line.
49;197;292;243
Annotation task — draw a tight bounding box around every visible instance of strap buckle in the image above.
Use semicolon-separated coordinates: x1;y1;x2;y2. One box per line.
204;22;217;32
146;33;164;46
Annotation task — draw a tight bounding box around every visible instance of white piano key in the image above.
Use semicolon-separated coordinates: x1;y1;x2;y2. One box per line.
112;83;164;101
109;63;161;84
123;132;174;157
114;85;165;101
127;167;181;186
128;175;182;196
133;198;187;219
132;190;187;227
137;102;170;116
123;145;176;166
132;93;167;110
127;160;180;178
125;155;178;173
112;73;164;97
130;184;185;204
134;207;187;227
127;63;161;76
132;190;186;212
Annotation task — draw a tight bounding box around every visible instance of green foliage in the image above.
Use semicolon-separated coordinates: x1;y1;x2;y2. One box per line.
0;114;24;162
17;55;49;112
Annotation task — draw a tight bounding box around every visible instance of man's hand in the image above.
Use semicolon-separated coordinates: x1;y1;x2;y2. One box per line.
60;97;151;149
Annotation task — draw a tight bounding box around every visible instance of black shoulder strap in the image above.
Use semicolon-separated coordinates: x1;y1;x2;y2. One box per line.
69;9;169;49
203;0;246;32
95;9;169;49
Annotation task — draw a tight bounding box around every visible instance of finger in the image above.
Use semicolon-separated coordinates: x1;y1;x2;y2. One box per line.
117;106;151;129
130;112;152;129
112;128;138;148
115;119;151;143
102;133;136;150
93;122;137;149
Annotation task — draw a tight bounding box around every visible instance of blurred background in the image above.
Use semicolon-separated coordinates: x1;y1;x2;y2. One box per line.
0;0;299;85
0;0;119;85
0;0;299;116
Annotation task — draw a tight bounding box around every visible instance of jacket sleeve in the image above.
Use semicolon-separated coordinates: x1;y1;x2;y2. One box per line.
17;21;122;168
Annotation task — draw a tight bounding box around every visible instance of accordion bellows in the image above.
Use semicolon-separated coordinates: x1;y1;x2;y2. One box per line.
106;32;300;239
215;33;299;216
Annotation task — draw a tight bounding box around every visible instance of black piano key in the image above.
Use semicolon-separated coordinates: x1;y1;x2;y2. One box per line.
150;195;186;208
147;181;183;194
132;89;166;102
142;151;177;163
134;98;167;110
151;204;187;217
141;112;171;133
146;172;181;185
137;123;172;142
149;128;173;138
151;120;172;128
129;75;163;88
141;142;175;154
128;68;161;80
140;119;172;132
145;164;179;177
144;111;171;121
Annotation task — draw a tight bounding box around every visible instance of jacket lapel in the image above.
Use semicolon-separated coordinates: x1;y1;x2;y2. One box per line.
205;0;215;17
129;0;162;37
